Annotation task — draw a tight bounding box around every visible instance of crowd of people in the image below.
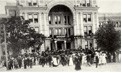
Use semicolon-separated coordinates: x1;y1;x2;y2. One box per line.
0;48;121;71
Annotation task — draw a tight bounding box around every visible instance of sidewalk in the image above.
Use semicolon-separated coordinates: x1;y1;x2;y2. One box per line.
0;63;121;72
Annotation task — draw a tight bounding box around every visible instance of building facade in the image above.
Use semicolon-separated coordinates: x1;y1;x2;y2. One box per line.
3;0;99;52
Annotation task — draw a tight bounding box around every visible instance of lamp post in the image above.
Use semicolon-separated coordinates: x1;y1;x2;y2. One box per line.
3;24;8;70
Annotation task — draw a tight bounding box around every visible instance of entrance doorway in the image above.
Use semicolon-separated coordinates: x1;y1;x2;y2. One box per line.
57;41;64;50
66;42;71;49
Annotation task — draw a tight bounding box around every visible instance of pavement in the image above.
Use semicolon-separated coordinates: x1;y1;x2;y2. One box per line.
0;63;121;72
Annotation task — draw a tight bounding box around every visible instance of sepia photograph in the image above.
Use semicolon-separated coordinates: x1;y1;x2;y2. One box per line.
0;0;121;72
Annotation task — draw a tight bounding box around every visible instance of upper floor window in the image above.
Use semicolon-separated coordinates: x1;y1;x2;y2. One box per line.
54;16;58;24
88;14;91;22
84;26;92;36
28;13;38;23
28;0;32;6
34;14;38;23
82;0;86;6
28;0;37;6
83;14;92;22
33;0;37;6
83;14;87;22
49;28;53;36
86;0;90;7
57;16;61;24
28;14;33;22
49;16;51;24
55;28;62;36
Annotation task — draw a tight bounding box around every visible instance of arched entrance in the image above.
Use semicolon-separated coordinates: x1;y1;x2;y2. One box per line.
48;5;74;51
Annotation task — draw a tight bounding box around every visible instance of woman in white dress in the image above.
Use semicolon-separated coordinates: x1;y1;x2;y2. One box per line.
52;56;58;67
99;52;102;65
69;55;73;66
102;53;107;64
82;53;86;65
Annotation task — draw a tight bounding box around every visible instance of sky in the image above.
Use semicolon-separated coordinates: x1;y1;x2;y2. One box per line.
0;0;121;14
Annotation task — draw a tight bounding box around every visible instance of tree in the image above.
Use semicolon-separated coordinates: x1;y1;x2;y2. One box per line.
95;21;121;53
0;16;45;56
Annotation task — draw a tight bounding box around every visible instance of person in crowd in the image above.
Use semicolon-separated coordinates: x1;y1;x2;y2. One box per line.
8;57;14;70
99;52;103;65
102;52;107;65
69;54;73;66
86;54;91;66
29;56;33;68
48;54;52;67
17;56;22;68
74;53;81;70
95;51;99;68
52;55;58;67
13;58;19;69
23;56;27;69
81;52;86;65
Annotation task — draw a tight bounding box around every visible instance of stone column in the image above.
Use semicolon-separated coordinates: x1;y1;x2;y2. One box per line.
64;41;67;50
92;12;95;34
39;12;42;34
41;12;45;35
96;12;99;30
80;12;84;36
55;41;57;50
24;12;28;20
76;12;80;35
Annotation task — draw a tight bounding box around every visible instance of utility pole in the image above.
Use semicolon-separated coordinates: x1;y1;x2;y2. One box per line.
3;24;8;70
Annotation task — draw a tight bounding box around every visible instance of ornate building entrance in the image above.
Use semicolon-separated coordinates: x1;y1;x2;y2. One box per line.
48;5;74;50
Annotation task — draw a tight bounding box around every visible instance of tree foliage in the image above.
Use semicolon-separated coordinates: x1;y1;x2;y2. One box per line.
0;16;45;56
95;21;121;53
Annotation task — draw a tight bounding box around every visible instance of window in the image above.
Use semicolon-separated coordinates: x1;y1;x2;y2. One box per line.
64;16;67;25
83;14;92;22
9;10;16;16
88;26;92;35
55;29;58;35
64;28;67;35
28;0;38;6
85;40;88;49
49;28;53;36
88;14;91;22
32;0;37;6
28;14;33;22
68;16;70;25
34;14;38;23
83;14;87;22
68;28;71;36
28;0;32;6
84;26;87;35
54;16;58;24
58;16;61;24
86;0;90;7
58;28;62;35
49;16;51;24
82;0;86;6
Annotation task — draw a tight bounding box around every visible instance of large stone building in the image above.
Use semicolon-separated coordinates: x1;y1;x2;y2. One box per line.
1;0;99;52
0;0;121;56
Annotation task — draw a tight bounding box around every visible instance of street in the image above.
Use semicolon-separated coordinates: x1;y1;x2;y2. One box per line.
0;63;121;72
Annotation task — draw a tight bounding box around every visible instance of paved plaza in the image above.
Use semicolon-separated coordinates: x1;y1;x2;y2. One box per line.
0;63;121;72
